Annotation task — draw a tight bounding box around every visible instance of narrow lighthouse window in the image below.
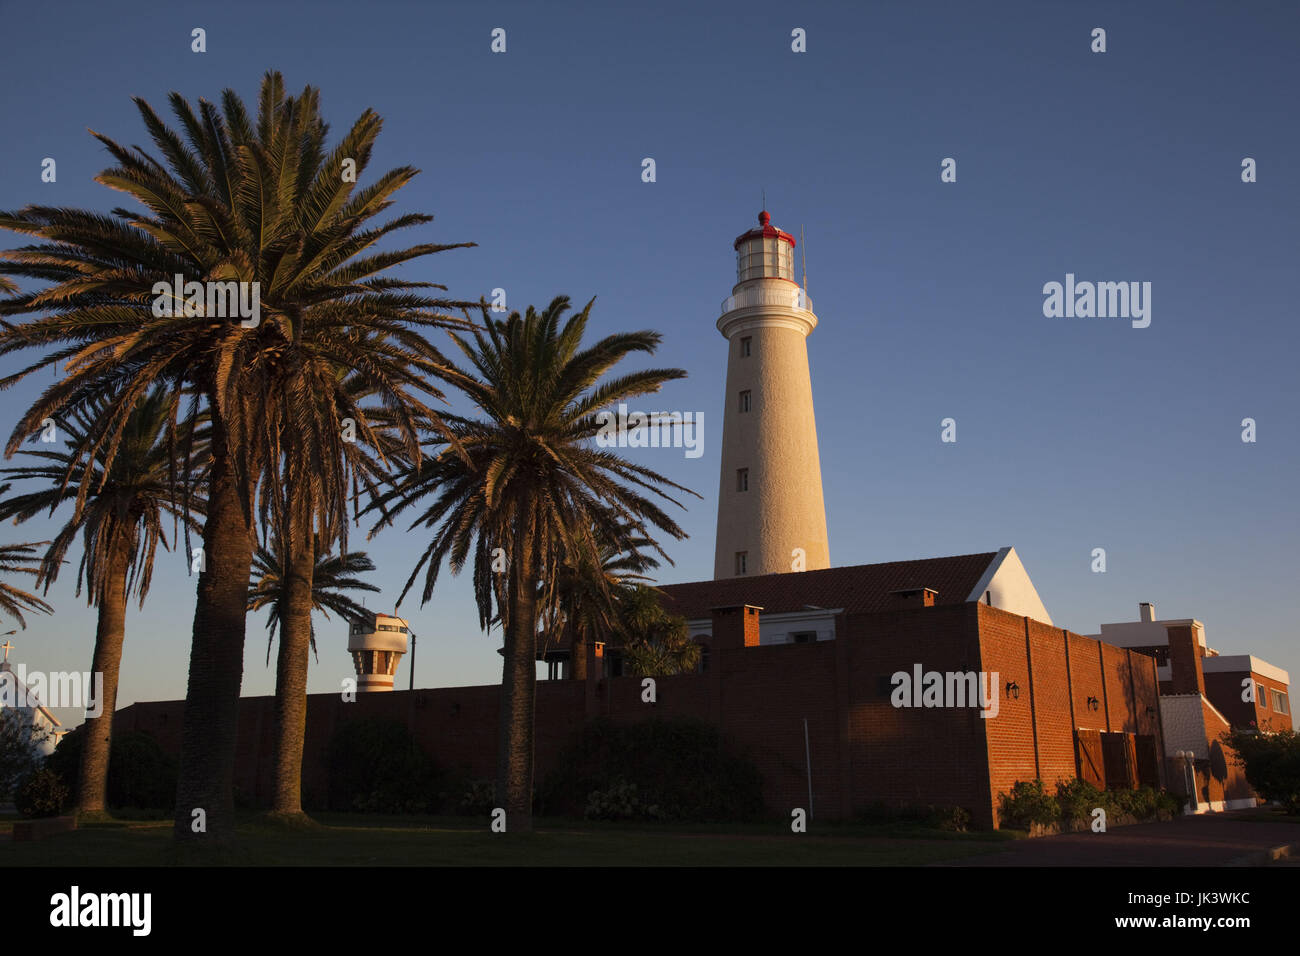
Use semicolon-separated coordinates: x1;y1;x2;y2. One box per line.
740;336;751;357
737;468;748;492
738;390;751;413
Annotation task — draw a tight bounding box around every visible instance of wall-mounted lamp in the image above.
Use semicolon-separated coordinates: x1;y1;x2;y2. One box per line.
1086;696;1100;712
1005;681;1020;700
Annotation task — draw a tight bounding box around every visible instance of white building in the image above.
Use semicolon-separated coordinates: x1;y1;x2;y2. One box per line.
0;658;65;758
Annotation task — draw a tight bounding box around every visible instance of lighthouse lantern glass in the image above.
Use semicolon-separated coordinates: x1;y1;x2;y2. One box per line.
737;236;794;282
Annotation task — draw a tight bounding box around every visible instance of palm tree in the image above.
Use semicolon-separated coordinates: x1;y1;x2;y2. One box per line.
249;537;380;660
548;516;659;680
368;296;697;832
614;583;700;677
0;390;204;814
0;72;473;845
0;533;53;629
248;532;379;817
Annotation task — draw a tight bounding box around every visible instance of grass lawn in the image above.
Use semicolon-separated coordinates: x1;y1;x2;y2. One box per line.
0;812;1015;866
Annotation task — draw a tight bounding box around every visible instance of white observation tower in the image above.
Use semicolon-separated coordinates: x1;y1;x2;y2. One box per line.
347;611;409;692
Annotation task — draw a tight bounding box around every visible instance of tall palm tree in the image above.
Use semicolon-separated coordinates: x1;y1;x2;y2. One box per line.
368;296;697;832
548;516;659;680
0;72;473;845
248;532;379;817
0;390;204;814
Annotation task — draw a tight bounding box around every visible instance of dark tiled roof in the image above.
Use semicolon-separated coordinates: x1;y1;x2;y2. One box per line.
655;552;999;620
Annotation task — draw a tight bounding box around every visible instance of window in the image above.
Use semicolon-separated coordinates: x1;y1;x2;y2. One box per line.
1273;690;1289;715
740;336;751;357
1260;691;1270;712
791;631;816;644
736;468;748;492
735;551;747;575
738;390;751;413
697;644;709;673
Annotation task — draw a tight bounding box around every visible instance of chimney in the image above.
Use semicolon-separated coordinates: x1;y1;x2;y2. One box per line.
1165;624;1205;696
709;605;762;651
890;587;937;609
1138;602;1156;622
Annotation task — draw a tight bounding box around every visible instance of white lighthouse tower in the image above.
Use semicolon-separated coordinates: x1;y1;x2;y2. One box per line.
713;210;830;579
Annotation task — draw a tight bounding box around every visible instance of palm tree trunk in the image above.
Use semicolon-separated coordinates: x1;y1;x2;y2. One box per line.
75;531;132;814
173;429;255;846
269;523;314;816
496;519;538;832
570;627;587;681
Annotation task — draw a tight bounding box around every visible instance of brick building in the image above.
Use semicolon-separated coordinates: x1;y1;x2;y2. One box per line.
1091;604;1290;812
118;548;1182;829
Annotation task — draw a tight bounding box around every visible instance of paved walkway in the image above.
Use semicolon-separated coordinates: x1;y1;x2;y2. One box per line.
943;810;1300;866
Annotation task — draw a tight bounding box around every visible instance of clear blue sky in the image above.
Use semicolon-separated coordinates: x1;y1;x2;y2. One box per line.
1;1;1297;727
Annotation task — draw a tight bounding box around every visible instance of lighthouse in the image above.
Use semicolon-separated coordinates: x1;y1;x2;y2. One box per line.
713;211;830;579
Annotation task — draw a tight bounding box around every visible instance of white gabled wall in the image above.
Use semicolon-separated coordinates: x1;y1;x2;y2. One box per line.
966;547;1054;626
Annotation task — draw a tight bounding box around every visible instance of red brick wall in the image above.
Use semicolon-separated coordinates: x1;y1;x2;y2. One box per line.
975;605;1163;825
1068;635;1107;732
1167;625;1206;696
1026;619;1076;788
1199;700;1255;807
1204;669;1292;733
842;604;992;823
114;600;1163;829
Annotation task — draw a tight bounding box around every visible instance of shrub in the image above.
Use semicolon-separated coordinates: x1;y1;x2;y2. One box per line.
1004;778;1181;831
0;709;48;800
44;727;177;811
326;718;441;814
1056;778;1107;827
930;804;972;832
458;779;497;817
998;780;1060;830
584;778;667;821
1224;728;1300;813
541;717;764;823
16;768;69;818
